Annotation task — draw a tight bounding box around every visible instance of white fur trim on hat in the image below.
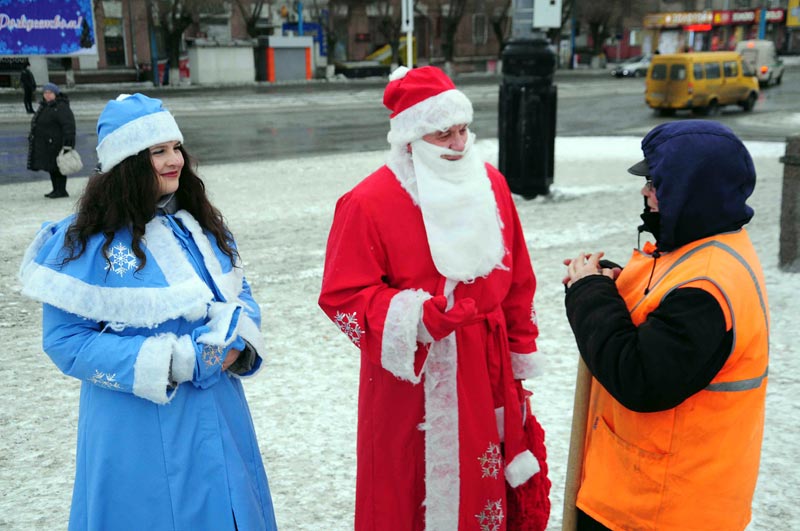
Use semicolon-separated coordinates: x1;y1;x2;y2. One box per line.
96;110;184;172
387;89;473;146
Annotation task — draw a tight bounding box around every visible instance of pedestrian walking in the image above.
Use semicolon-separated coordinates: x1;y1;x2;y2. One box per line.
19;93;278;531
20;60;36;114
27;82;75;198
562;120;769;531
319;66;551;531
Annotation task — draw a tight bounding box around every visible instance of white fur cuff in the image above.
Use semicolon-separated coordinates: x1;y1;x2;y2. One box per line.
171;334;196;384
134;333;178;404
237;315;265;360
505;449;540;488
195;302;241;347
381;289;432;383
511;351;544;379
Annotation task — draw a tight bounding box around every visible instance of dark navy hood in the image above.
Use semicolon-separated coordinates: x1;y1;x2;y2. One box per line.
641;120;755;251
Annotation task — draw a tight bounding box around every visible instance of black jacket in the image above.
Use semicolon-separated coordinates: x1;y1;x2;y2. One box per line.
27;93;76;172
565;276;732;412
21;68;36;91
565;121;755;413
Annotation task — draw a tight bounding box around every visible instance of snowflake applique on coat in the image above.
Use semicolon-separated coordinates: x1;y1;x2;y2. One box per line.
202;344;225;367
335;311;364;346
475;499;504;531
478;442;503;479
104;242;138;276
89;370;123;390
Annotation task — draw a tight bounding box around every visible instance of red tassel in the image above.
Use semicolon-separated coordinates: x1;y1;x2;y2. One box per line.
506;412;551;531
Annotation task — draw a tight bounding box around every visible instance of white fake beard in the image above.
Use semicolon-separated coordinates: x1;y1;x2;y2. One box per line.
410;132;506;281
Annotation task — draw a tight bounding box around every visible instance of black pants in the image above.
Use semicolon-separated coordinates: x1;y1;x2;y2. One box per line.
23;89;34;113
577;509;612;531
49;169;67;194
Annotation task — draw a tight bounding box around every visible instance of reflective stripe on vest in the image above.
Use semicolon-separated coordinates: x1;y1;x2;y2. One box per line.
641;239;770;393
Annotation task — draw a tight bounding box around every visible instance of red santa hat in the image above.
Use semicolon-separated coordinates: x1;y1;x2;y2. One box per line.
383;66;473;146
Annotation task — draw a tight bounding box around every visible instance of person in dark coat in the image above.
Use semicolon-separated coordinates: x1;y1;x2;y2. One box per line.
562;120;768;531
28;83;76;198
20;61;36;114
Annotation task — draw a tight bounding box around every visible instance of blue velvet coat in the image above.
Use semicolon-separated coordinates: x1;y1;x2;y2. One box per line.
19;210;277;531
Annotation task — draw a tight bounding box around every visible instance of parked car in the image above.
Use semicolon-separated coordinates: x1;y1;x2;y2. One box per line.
645;51;759;116
611;55;652;77
735;39;784;86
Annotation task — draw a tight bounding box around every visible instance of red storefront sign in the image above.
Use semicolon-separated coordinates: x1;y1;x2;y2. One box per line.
714;9;785;26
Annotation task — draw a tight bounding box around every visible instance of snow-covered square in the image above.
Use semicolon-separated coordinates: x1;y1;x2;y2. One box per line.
0;136;796;529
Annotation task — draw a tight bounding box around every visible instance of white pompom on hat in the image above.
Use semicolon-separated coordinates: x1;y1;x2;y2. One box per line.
96;93;184;172
383;66;473;146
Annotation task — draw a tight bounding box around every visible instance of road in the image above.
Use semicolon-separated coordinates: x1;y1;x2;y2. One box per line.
1;67;798;184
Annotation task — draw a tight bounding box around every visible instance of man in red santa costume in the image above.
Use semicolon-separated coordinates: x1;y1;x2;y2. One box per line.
318;66;550;531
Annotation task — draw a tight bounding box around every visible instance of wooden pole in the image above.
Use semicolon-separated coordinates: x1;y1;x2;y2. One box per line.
562;357;592;531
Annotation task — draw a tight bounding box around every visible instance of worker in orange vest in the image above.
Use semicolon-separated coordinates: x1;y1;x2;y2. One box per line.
562;120;769;531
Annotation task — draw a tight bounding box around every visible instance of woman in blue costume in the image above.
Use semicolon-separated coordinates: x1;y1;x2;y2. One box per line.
19;93;278;531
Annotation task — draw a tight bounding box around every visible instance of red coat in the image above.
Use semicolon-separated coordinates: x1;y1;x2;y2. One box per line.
319;163;549;530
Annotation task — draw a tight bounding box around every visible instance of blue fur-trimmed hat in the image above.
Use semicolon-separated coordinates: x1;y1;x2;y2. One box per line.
96;93;183;172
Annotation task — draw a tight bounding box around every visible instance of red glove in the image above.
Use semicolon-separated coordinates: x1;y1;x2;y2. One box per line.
422;296;479;341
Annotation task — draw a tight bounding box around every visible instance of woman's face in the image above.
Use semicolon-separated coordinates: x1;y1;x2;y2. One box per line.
149;141;184;196
43;90;56;102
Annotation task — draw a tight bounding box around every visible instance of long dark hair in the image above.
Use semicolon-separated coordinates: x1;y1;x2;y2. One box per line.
63;145;238;271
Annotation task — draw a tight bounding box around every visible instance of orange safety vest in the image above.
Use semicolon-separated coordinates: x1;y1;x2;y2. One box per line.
577;229;769;531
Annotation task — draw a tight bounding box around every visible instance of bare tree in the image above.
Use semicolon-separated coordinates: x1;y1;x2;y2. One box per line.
440;0;469;63
232;0;269;38
489;0;512;57
371;0;402;65
580;0;622;56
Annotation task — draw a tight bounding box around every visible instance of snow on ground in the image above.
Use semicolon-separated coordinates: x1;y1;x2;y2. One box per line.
0;137;797;530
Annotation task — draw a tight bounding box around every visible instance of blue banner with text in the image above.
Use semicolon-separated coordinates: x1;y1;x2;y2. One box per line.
0;0;96;56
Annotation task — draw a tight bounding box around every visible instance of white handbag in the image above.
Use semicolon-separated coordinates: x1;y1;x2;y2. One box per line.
56;147;83;175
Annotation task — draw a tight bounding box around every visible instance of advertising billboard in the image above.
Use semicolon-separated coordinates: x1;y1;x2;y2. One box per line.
0;0;96;56
789;0;799;28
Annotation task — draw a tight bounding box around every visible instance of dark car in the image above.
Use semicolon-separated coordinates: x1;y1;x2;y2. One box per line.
611;55;652;78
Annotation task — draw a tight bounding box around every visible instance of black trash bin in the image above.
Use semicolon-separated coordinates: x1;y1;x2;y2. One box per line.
498;38;557;199
254;36;270;82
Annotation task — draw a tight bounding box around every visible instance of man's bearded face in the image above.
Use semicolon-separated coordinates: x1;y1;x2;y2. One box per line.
420;124;469;160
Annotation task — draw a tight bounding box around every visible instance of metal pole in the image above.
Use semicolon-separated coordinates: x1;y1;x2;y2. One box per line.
127;0;139;79
406;31;413;67
402;0;414;67
758;5;767;40
146;0;159;86
780;135;800;271
298;1;304;35
570;14;576;69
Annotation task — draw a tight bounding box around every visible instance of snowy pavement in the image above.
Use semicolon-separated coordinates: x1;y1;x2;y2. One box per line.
0;137;797;530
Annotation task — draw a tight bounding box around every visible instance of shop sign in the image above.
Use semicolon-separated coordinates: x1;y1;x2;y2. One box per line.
645;11;712;29
649;8;786;29
788;0;799;28
0;0;96;56
726;9;785;26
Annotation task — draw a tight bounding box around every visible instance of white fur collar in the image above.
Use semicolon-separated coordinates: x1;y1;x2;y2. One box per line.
19;211;243;329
